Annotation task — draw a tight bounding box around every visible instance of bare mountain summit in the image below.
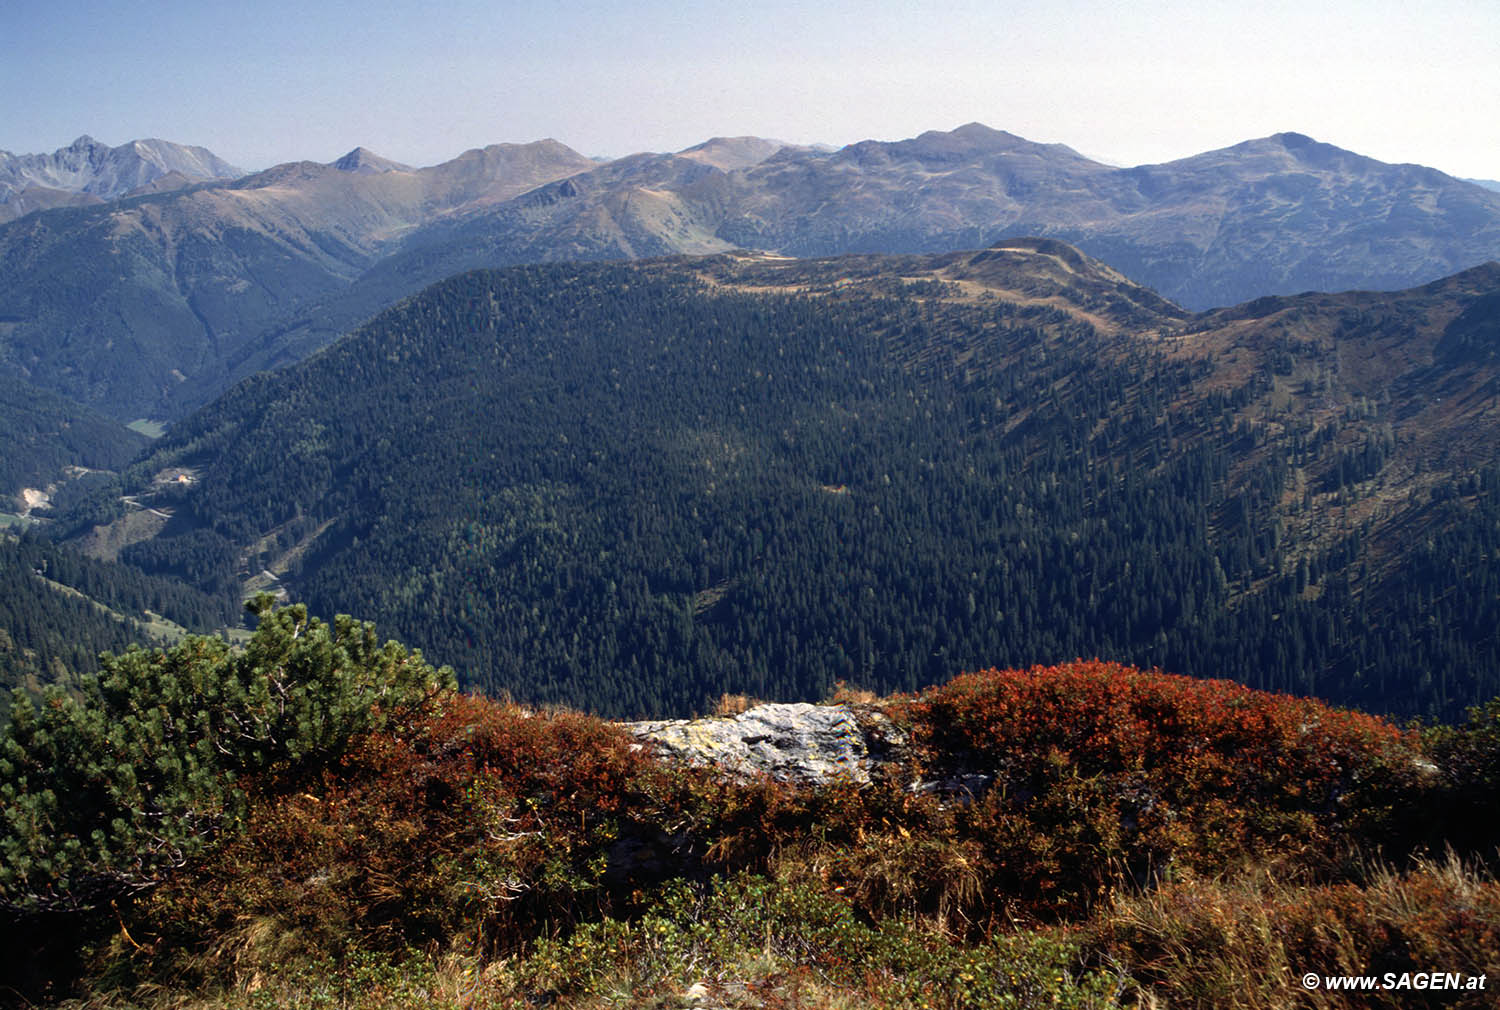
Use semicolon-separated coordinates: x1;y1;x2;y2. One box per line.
675;136;795;171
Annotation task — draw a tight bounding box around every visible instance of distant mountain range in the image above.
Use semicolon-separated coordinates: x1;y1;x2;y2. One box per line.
364;125;1500;313
0;137;597;420
2;124;1499;427
0;135;242;223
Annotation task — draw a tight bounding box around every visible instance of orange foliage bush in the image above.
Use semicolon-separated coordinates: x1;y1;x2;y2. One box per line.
889;661;1423;918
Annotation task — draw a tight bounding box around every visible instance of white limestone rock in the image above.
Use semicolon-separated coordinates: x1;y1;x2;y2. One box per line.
625;702;905;786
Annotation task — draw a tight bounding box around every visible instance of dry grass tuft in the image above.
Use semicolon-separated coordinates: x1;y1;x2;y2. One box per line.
715;692;758;716
1094;852;1500;1009
829;680;880;706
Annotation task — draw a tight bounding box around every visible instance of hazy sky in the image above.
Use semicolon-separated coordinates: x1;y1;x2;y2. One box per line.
4;0;1498;179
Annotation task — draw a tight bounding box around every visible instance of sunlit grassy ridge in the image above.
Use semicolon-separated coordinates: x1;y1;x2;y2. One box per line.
2;608;1498;1007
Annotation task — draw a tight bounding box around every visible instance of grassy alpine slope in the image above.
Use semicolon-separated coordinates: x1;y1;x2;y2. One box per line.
3;600;1499;1008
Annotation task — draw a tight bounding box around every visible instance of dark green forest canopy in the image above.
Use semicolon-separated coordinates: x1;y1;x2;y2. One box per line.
0;534;238;711
0;373;147;496
56;257;1500;720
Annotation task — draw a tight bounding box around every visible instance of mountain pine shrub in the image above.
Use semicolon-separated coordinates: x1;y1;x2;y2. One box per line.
0;595;453;915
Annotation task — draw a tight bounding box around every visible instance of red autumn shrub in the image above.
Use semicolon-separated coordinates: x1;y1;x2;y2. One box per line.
112;662;1435;987
890;662;1422;916
907;660;1415;824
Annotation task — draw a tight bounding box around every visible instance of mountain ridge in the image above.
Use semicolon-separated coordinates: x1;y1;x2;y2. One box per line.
352;123;1500;321
0;138;600;419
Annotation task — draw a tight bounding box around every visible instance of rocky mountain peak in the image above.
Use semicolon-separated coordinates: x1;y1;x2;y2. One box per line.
0;135;242;212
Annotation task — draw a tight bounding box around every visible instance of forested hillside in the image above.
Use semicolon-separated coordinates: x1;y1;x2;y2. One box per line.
0;373;147;496
57;243;1500;720
0;533;236;712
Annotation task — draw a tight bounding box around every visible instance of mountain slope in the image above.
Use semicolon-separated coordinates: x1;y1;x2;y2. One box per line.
0;374;148;498
0;529;239;710
352;124;1118;298
291;125;1500;365
1106;133;1500;306
65;245;1500;720
733;128;1500;309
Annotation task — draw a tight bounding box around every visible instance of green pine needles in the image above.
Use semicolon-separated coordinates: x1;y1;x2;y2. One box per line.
0;595;454;915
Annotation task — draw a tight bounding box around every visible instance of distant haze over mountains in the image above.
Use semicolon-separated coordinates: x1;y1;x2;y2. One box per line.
2;123;1499;422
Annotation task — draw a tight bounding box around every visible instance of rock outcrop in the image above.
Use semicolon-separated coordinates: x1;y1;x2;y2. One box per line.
625;702;906;786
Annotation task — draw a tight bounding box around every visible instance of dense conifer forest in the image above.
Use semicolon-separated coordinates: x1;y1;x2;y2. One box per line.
48;253;1500;721
0;373;147;494
0;533;234;710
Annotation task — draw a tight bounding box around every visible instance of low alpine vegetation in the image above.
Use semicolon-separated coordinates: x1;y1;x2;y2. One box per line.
2;614;1497;1008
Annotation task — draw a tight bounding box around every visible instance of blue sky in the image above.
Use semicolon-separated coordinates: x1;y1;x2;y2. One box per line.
4;0;1498;178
